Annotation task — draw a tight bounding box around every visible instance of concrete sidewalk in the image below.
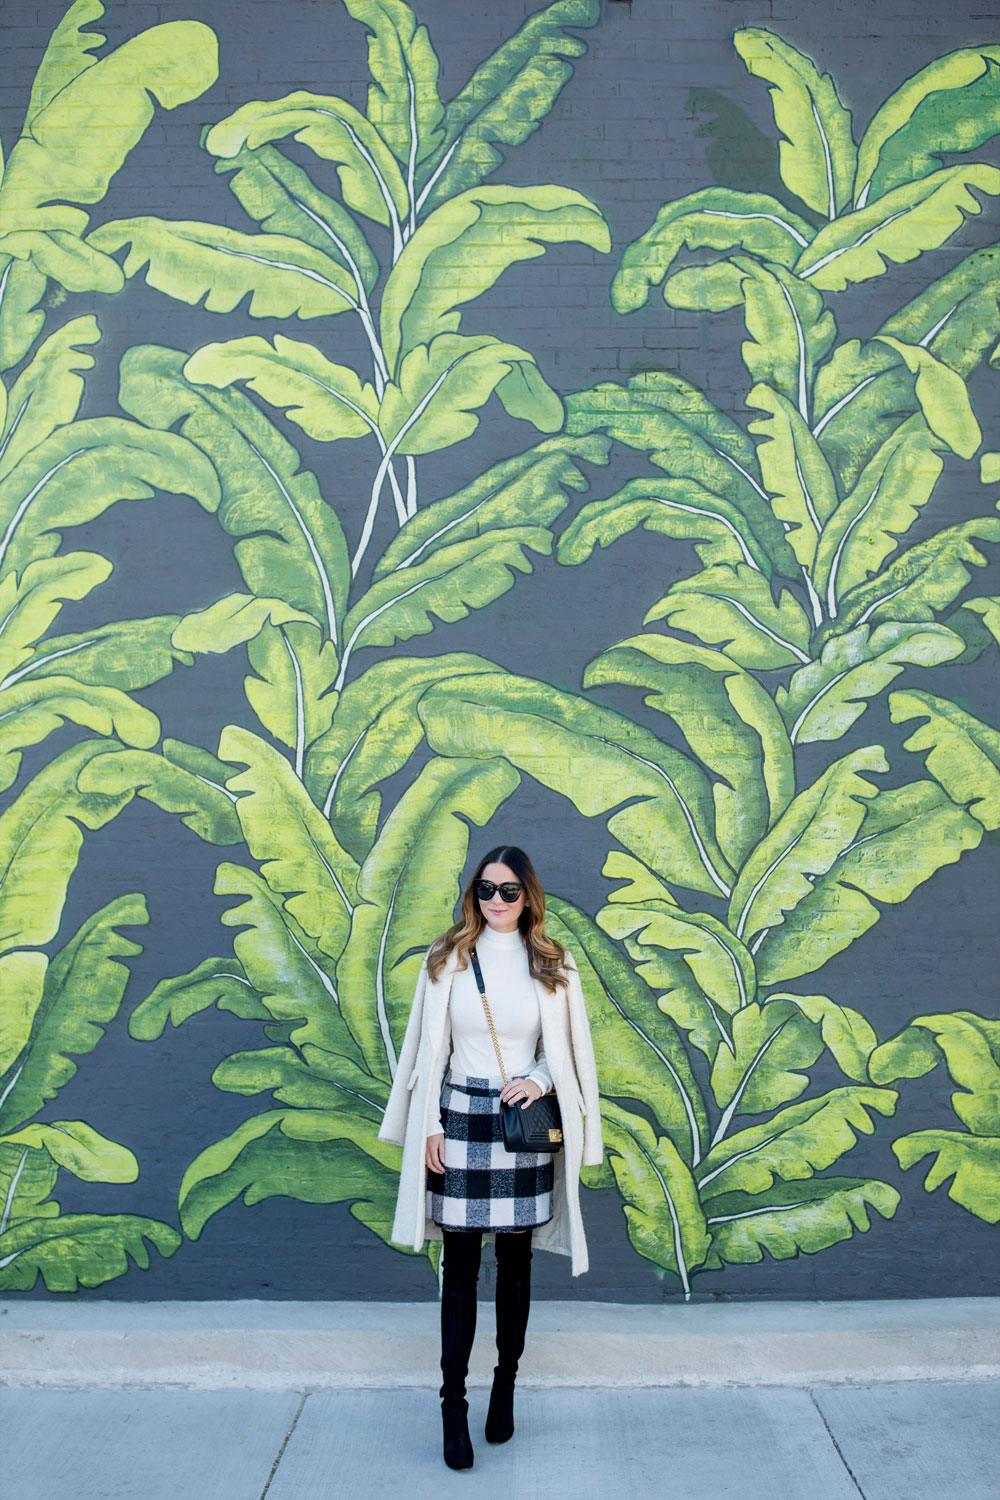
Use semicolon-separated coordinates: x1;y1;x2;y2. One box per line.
1;1299;998;1499
1;1382;997;1499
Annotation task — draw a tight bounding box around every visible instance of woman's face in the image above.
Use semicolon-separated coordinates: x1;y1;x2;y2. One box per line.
477;860;526;933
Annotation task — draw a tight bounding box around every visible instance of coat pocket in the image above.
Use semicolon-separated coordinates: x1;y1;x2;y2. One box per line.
406;1066;420;1090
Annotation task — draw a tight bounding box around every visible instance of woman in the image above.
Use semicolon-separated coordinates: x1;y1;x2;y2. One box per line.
378;845;603;1471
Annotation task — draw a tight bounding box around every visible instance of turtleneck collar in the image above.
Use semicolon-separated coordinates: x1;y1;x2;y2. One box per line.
477;923;525;951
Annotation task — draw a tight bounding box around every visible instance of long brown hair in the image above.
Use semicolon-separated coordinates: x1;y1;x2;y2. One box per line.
427;846;568;992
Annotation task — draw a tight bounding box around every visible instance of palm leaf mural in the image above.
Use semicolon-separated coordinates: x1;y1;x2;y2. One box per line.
5;1;998;1298
0;2;220;1289
542;26;1000;1274
88;0;611;1269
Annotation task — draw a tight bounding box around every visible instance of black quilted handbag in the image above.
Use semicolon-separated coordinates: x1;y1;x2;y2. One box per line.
470;947;564;1153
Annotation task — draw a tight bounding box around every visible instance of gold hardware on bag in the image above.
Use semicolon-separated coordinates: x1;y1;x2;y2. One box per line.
548;1128;562;1142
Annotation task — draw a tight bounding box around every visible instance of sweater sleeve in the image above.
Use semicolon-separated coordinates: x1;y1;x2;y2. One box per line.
526;1033;553;1095
427;1007;451;1136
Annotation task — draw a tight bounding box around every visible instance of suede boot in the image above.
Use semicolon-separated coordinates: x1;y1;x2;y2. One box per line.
485;1230;533;1444
440;1231;483;1470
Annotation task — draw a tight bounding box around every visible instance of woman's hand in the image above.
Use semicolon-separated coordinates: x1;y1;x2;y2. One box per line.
499;1077;544;1110
425;1133;445;1172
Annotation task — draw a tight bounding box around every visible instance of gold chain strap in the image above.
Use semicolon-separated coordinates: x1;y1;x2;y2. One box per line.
471;948;508;1086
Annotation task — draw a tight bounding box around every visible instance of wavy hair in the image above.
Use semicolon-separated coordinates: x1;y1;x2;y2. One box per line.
426;845;568;992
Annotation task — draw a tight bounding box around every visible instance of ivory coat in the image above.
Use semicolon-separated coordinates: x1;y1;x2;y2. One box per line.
377;944;603;1276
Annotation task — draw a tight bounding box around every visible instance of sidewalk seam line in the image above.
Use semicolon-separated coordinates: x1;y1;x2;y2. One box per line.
260;1391;308;1500
809;1389;867;1499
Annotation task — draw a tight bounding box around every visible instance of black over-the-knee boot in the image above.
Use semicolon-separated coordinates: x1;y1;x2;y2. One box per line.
485;1229;533;1443
440;1230;483;1470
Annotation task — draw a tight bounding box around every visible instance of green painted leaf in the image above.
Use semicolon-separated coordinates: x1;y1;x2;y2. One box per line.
212;141;379;296
0;553;111;684
661;260;747;312
0;415;220;581
0;744;136;959
740;261;837;421
705;1177;898;1264
185;335;379;443
814;421;945;613
584;633;793;868
0;261;47;373
418;670;734;899
728;746;886;948
816;248;1000;489
600;1099;712;1290
0;675;160;795
210;1044;379;1114
735;28;855;217
826;517;1000;639
0;15;217;225
2;1121;136;1183
894;1132;1000;1223
598;900;756;1048
0;1132;59;1225
177;1107;400;1242
417;0;599;214
645;564;812;671
0;229;123;297
119;346;349;648
9;615;192;694
557;476;773;575
697;1086;896;1197
755;781;982;986
343;0;444;166
338;526;552;686
546;894;709;1167
379;184;609;373
0;1212;180;1292
379;332;562;453
709;998;825;1118
0;893;146;1135
306;652;494;860
172;594;316;659
890;690;1000;831
0;317;100;481
776;622;965;746
130;956;267;1040
563;373;792;573
90;219;359;320
76;741;243;846
203;92;409;230
611;188;814;313
245;620;340;767
873;336;981;459
881;1011;1000;1222
856;48;1000;204
748;383;838;576
0;953;49;1081
339;755;518;1078
219;724;359;963
24;1;106;130
598;862;732;1067
215;863;367;1069
374;433;607;579
795;166;1000;290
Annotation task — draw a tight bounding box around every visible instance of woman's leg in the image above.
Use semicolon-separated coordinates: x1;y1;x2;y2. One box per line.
439;1230;483;1470
485;1228;533;1444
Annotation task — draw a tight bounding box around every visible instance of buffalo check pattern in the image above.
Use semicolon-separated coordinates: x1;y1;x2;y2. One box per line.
428;1071;554;1232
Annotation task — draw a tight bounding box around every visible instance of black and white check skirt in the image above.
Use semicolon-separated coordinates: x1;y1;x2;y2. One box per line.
428;1070;554;1232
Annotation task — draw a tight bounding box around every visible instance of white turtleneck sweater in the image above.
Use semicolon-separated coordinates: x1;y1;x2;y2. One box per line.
429;925;553;1135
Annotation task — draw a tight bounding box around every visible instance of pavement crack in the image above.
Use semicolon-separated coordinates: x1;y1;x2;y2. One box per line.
260;1391;308;1500
809;1389;868;1498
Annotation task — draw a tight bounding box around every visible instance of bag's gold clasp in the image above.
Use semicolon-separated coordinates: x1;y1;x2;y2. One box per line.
549;1128;563;1143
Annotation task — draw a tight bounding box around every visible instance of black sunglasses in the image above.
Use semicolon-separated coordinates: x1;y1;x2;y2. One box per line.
475;879;523;902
